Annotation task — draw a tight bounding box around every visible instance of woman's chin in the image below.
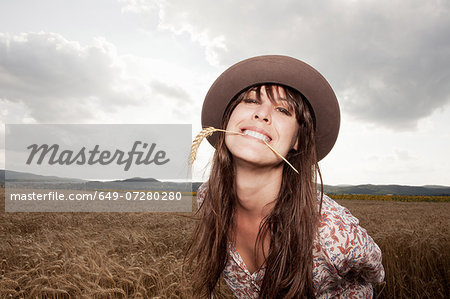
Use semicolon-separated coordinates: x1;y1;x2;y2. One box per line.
232;153;283;170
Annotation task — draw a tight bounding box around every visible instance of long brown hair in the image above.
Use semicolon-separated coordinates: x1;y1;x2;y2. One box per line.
185;84;322;298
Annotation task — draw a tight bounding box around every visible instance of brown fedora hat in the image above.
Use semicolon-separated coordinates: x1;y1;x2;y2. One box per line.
201;55;340;161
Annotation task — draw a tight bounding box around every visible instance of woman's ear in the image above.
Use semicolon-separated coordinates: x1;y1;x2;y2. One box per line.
293;138;299;151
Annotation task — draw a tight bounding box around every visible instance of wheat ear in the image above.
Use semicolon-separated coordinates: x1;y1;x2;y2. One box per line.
189;127;243;164
263;140;299;174
190;127;300;174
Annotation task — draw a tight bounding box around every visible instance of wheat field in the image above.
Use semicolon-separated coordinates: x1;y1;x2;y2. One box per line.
1;189;449;298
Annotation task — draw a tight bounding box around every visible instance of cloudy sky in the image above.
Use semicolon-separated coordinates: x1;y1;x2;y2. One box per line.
1;0;449;186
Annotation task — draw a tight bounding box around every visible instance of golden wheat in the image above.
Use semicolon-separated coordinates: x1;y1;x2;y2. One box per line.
190;127;241;164
1;191;448;298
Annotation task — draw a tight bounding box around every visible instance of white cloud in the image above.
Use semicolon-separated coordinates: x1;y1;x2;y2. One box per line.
0;31;201;125
150;80;191;103
119;0;157;13
121;0;450;130
0;32;148;123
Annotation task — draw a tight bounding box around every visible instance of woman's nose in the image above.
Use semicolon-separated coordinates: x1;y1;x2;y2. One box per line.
252;104;271;123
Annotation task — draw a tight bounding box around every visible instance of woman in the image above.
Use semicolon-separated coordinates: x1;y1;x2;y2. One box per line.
186;55;384;298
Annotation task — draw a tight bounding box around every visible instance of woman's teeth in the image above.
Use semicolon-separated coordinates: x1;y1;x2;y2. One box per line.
242;130;271;142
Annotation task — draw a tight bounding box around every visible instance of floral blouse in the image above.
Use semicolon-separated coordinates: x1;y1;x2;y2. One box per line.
196;182;385;298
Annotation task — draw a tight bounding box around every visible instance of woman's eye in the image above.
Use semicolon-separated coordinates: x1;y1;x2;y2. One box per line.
276;107;291;115
243;99;258;104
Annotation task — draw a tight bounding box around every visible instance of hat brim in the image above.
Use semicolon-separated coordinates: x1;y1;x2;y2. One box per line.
201;55;340;161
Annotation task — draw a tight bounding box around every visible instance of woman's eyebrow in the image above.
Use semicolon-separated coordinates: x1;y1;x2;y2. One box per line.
274;98;296;112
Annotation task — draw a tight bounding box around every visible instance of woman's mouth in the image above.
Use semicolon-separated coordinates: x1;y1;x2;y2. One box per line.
241;129;272;143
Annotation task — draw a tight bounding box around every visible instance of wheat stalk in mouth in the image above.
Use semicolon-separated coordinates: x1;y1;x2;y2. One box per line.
263;140;299;174
189;127;242;164
190;127;299;174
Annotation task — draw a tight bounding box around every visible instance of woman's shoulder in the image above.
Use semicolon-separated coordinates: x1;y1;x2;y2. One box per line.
318;193;360;227
314;192;385;284
316;192;364;250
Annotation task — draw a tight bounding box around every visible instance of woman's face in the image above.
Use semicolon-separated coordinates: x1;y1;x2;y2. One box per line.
225;85;299;169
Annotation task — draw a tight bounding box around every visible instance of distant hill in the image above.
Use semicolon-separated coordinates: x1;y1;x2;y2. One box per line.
0;170;159;184
1;170;449;196
323;184;450;196
0;170;190;191
113;177;160;183
192;182;203;192
192;182;450;196
0;169;85;183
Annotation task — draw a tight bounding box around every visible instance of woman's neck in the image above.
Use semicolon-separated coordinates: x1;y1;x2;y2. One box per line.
234;164;283;219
